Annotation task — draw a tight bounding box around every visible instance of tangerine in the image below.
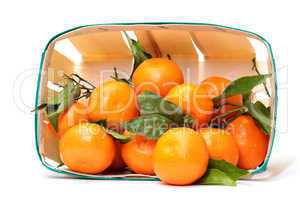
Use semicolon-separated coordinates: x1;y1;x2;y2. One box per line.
200;76;243;114
132;58;184;97
165;83;213;125
88;80;138;126
57;101;89;138
154;127;209;185
199;128;239;166
226;115;269;170
121;132;156;175
59;123;115;174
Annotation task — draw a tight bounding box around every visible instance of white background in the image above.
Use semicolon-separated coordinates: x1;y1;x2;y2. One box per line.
0;0;298;199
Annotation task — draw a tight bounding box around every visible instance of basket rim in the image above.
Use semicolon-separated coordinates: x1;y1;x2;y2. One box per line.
34;22;278;179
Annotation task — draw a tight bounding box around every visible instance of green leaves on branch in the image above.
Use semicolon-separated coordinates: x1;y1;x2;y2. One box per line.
213;74;272;135
125;114;173;139
125;91;195;139
41;79;81;131
138;91;193;125
123;32;152;80
34;74;95;131
198;160;249;186
214;74;271;101
109;33;152;84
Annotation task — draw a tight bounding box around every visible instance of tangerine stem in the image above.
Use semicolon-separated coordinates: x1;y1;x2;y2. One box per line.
210;106;247;126
215;101;243;109
252;57;271;97
70;73;96;90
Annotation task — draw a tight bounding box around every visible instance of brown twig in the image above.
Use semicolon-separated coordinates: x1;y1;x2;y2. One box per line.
209;106;248;127
252;57;271;97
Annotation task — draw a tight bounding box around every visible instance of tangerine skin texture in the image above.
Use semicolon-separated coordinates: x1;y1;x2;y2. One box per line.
132;58;184;97
59;123;116;174
154;128;209;185
88;80;138;125
165;84;213;125
200;76;243;113
121;133;156;175
200;128;239;166
58;101;89;138
226;115;269;170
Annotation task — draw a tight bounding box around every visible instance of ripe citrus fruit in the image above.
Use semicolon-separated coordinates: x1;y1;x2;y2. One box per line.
200;76;243;113
57;101;89;138
226;115;269;170
88;80;138;126
154;127;209;185
59;123;115;174
199;128;239;166
132;58;184;97
121;132;156;175
165;83;213;125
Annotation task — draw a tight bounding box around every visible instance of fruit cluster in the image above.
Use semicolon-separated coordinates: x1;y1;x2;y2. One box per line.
37;36;271;186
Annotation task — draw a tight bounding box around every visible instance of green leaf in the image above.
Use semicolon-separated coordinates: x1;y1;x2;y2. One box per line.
208;160;249;181
47;112;60;131
198;160;248;186
46;80;81;131
214;74;271;100
46;104;59;114
105;129;132;143
245;100;271;135
199;169;236;186
253;101;271;117
94;119;107;127
55;81;81;114
127;91;196;138
183;114;196;127
124;32;152;79
138;91;195;126
124;114;174;139
47;92;63;105
92;120;131;143
48;80;81;104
